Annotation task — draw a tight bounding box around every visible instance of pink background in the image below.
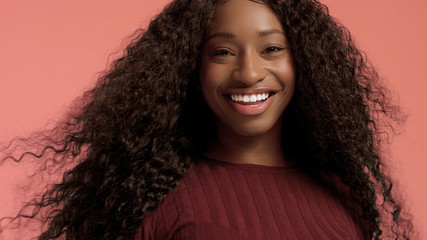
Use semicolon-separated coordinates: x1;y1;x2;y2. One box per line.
0;0;425;238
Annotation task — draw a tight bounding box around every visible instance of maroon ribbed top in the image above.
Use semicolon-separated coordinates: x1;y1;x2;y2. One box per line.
135;158;369;239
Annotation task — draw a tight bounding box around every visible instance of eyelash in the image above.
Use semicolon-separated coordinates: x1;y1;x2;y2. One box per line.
211;46;285;57
211;49;233;56
263;46;285;54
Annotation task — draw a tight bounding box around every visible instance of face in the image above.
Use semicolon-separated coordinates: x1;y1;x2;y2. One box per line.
199;0;295;137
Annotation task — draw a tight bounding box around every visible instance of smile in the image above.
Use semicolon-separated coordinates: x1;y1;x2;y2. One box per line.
229;93;270;104
225;92;276;115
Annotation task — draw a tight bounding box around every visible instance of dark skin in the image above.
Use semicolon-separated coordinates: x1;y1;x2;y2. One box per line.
199;0;295;167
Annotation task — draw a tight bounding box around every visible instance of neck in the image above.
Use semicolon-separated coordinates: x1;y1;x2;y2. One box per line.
205;119;288;167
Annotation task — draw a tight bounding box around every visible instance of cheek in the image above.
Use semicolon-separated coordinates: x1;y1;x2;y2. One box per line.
275;60;296;90
271;61;296;112
283;71;296;93
199;63;229;98
199;68;219;114
199;70;216;100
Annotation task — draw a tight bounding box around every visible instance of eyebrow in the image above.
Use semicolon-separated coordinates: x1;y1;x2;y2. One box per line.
258;29;284;37
206;29;284;42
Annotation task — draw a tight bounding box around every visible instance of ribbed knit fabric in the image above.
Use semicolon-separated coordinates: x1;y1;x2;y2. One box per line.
135;158;369;239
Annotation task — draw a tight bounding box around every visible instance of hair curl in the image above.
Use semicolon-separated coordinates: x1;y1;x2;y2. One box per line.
0;0;415;239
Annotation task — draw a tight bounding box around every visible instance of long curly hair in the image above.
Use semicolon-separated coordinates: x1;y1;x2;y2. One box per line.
0;0;415;239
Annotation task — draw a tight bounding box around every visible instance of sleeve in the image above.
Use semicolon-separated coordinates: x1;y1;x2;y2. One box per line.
134;212;156;240
134;177;190;240
133;192;182;240
327;173;372;239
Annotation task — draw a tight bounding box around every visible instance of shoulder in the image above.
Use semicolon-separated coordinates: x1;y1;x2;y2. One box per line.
136;160;210;239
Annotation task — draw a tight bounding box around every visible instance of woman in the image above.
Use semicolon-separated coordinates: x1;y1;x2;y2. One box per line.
1;0;414;239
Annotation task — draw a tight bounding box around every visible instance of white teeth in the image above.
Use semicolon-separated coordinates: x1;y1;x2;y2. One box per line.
230;93;270;102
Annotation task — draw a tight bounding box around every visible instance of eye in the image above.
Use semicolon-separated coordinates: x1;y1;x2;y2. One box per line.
211;49;233;56
263;46;285;54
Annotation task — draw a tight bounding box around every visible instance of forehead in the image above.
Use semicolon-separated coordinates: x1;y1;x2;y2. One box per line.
208;0;283;34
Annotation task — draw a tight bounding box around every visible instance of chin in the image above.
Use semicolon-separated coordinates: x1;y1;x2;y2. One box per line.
229;118;280;137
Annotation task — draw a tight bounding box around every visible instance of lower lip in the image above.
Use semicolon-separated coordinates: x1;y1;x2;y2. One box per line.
226;95;274;115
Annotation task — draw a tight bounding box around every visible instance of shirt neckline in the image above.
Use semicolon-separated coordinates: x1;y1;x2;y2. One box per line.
199;156;298;172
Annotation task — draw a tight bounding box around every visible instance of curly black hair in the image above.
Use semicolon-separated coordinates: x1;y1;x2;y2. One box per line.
0;0;415;239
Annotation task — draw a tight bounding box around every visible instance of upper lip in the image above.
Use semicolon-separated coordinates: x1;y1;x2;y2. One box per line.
221;88;279;95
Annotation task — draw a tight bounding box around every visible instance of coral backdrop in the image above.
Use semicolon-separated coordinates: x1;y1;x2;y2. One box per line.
0;0;425;238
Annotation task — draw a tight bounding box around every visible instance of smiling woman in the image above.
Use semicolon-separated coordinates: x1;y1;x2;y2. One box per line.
0;0;416;239
199;0;295;166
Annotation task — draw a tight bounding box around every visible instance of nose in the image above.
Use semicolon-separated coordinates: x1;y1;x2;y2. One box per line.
231;51;266;86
